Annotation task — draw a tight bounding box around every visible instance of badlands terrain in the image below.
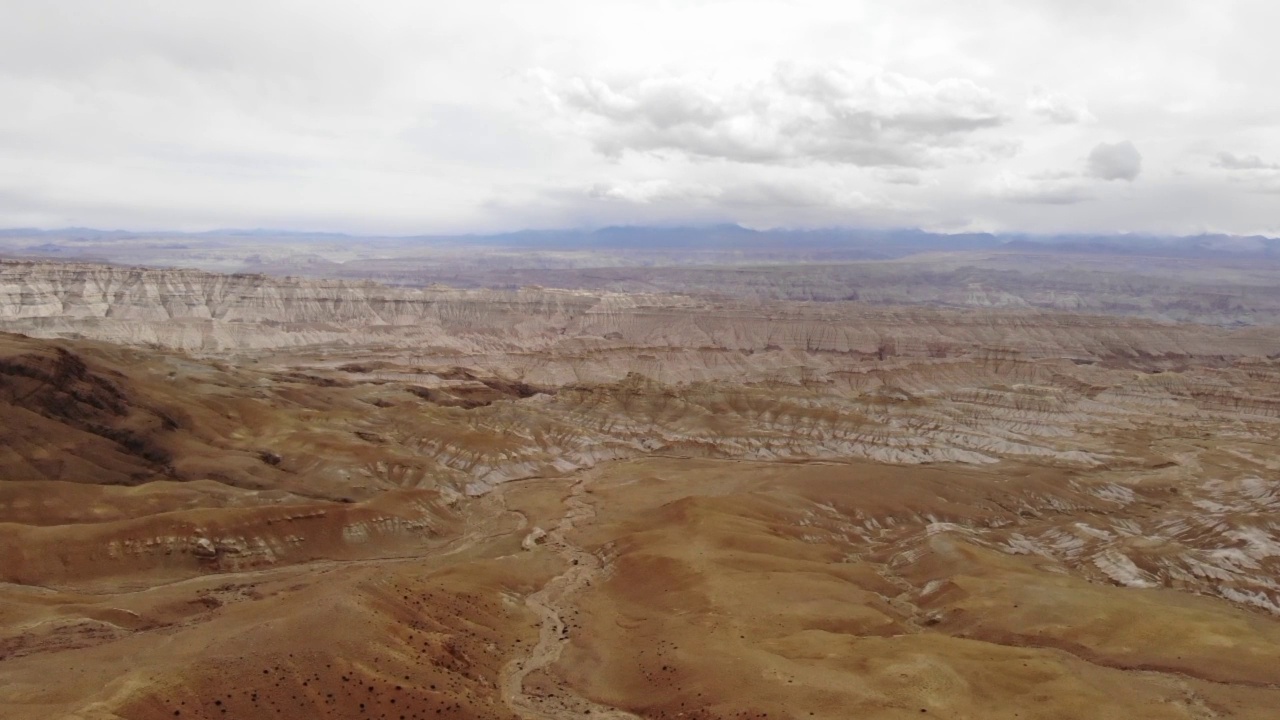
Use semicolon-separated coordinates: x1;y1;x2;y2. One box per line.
2;254;1280;718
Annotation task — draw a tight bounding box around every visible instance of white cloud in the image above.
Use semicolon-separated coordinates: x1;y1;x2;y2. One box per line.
1027;88;1095;124
584;177;878;212
875;169;933;186
990;172;1092;205
1086;141;1142;181
1215;152;1280;171
538;63;1012;169
587;179;721;204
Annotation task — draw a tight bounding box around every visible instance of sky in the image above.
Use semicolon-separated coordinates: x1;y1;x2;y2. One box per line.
2;0;1278;236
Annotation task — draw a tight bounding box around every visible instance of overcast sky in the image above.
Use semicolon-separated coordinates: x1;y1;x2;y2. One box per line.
2;0;1278;235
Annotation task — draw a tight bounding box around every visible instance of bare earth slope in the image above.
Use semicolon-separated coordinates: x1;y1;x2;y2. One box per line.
1;261;1279;719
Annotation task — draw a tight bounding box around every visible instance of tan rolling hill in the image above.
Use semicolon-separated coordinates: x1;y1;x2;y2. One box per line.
1;261;1279;718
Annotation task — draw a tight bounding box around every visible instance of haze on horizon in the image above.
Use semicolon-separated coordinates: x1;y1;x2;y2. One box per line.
2;0;1278;237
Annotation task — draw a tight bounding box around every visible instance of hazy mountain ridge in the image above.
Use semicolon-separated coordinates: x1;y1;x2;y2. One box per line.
5;224;1279;258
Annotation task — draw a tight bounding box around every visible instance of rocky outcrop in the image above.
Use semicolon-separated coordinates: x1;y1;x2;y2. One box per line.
0;488;458;585
3;261;1279;370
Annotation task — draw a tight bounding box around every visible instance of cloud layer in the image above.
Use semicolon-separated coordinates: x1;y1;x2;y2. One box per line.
541;63;1010;168
1;1;1279;236
1086;141;1143;181
1216;152;1280;171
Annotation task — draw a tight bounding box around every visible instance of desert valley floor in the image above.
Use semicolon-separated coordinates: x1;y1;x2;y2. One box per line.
2;258;1280;719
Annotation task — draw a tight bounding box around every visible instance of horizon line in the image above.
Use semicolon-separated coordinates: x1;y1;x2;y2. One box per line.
3;224;1279;241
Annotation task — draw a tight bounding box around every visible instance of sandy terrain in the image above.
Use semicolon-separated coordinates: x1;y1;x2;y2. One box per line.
2;261;1279;718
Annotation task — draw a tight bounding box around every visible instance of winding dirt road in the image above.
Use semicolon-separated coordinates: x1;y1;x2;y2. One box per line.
499;473;641;720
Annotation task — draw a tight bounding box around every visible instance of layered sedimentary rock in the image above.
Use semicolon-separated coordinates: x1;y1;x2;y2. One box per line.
246;250;1280;326
3;261;1278;366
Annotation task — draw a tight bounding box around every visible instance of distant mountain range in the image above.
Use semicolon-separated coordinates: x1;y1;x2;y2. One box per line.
3;225;1279;261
